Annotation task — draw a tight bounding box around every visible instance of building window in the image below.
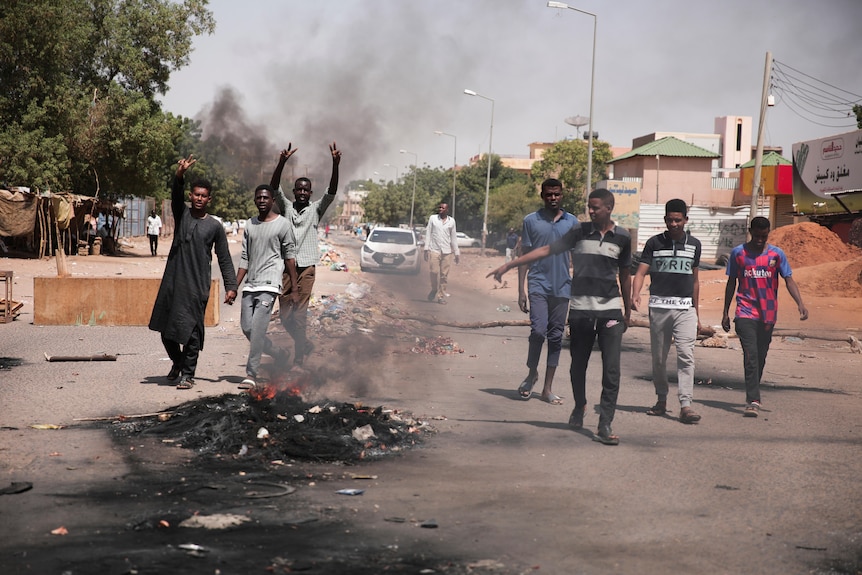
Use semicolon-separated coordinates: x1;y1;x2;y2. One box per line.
736;122;743;152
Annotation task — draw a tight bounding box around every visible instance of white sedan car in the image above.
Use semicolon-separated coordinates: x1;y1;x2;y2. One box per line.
456;232;481;248
360;227;422;274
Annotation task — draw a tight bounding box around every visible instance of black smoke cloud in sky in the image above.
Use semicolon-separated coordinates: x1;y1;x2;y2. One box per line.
197;87;274;188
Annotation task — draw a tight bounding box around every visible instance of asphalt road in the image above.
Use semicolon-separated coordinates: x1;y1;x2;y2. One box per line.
1;234;860;574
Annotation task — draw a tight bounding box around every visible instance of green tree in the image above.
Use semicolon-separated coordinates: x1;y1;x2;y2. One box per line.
531;139;613;215
854;104;862;129
0;0;214;196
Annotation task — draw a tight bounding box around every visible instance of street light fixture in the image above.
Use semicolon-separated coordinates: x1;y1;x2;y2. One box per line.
463;89;494;253
434;130;458;219
548;1;597;203
399;149;418;228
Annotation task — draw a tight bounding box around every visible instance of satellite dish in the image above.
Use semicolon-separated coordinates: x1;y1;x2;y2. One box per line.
565;115;589;128
564;115;589;139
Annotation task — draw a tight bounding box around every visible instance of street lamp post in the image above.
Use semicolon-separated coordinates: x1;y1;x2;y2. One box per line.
463;89;494;254
434;130;457;219
399;149;418;228
548;1;597;203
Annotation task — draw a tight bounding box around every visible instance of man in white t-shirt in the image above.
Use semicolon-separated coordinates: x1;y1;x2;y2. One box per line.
146;209;162;256
423;202;460;304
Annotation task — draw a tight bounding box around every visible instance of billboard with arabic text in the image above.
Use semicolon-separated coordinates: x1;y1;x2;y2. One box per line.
792;128;862;214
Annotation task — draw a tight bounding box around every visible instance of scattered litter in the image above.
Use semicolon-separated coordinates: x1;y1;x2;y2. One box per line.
345;282;370;299
237;444;248;457
177;543;206;552
50;526;68;536
29;424;63;430
352;424;376;441
293;414;305;423
336;488;365;496
420;519;438;528
384;516;406;523
179;513;251;529
351;474;377;480
257;427;270;439
715;484;740;491
496;305;511;312
410;336;464;355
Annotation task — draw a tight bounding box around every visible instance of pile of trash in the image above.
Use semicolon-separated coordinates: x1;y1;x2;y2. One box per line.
410;336;464;355
115;391;433;463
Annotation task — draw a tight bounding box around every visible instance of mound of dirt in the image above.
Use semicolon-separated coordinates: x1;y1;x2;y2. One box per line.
769;222;862;268
789;258;862;298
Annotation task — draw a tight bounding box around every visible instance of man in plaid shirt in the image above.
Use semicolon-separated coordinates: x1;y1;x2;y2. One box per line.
270;142;341;366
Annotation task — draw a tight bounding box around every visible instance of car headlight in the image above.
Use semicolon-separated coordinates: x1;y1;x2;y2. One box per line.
362;245;374;254
405;249;416;256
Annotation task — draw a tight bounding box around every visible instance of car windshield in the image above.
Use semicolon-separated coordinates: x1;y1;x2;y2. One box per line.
369;230;413;245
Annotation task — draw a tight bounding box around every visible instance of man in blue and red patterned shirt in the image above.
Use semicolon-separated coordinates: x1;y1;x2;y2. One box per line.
721;217;808;417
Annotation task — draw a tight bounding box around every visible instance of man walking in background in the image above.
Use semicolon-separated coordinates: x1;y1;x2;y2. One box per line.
270;142;341;366
424;202;460;305
146;209;162;256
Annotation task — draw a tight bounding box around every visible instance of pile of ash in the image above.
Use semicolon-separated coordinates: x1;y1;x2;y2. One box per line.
114;389;433;464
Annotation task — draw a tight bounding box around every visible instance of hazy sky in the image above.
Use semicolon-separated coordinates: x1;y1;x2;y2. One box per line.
160;0;862;184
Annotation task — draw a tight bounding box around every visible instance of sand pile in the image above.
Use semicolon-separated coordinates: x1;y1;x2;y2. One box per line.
767;222;862;298
769;222;861;268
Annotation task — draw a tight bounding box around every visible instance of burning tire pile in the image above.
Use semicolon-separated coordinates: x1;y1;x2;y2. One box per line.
114;386;434;464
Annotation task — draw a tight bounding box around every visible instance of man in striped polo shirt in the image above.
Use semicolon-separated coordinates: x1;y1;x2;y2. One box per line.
632;199;702;424
721;216;808;417
488;188;632;445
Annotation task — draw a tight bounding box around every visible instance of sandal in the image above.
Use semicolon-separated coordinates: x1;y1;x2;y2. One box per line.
679;406;702;424
541;393;563;405
646;402;667;416
176;376;195;390
593;426;620;446
517;377;537;400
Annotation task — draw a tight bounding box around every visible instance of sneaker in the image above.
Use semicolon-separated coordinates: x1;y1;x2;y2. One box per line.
679;406;702;424
427;290;437;302
239;377;256;390
568;406;585;430
743;402;760;417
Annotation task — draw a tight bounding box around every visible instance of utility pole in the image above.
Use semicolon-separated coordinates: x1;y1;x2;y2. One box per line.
749;51;773;231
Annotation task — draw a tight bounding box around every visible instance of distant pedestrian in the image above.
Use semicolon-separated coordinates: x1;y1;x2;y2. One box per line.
721;216;808;417
424;202;460;304
146;209;162;256
148;155;238;390
505;227;519;263
632;199;703;424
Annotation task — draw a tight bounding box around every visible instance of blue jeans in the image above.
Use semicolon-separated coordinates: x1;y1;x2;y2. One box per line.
734;318;773;404
241;291;277;378
527;293;569;369
569;315;626;428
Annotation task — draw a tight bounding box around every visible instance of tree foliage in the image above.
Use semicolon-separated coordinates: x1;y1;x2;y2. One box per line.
0;0;214;199
854;104;862;129
531;138;613;215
